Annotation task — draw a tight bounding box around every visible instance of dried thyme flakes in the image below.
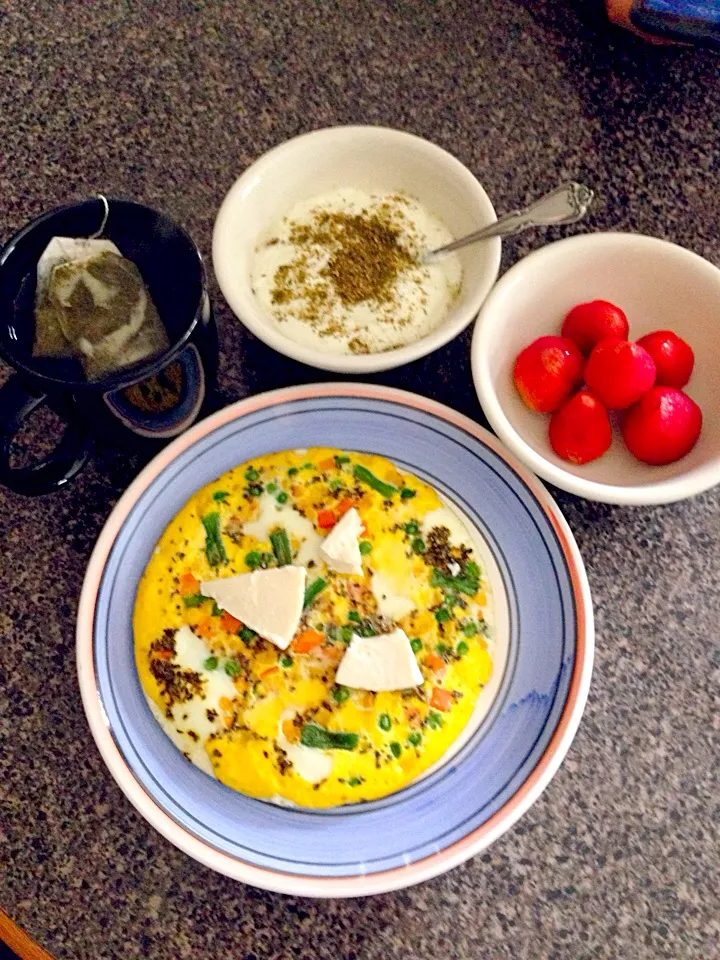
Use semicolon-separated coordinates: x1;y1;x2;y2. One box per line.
261;193;450;349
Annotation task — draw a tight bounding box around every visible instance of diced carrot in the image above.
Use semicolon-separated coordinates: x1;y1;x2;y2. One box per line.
282;719;300;743
195;618;216;640
220;611;242;634
153;648;173;661
430;687;454;712
219;696;234;712
336;498;356;518
318;457;336;471
260;666;279;679
292;628;325;653
317;509;336;529
224;715;234;729
179;572;200;595
425;653;446;673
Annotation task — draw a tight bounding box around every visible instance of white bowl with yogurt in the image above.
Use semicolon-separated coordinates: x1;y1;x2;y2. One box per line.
212;126;500;373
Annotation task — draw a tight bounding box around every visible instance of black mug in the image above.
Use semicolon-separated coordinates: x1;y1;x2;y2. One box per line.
0;197;219;495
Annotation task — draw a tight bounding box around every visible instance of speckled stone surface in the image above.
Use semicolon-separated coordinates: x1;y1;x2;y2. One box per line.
1;2;719;958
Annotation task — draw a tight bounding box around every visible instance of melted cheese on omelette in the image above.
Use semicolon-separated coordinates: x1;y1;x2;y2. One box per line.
134;448;494;808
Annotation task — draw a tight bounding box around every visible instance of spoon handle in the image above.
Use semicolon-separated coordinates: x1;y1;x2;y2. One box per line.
425;182;594;261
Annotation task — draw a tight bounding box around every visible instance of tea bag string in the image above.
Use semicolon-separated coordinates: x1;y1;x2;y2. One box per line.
88;194;110;239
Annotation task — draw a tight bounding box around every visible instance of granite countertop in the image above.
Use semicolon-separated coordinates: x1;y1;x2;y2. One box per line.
1;2;719;958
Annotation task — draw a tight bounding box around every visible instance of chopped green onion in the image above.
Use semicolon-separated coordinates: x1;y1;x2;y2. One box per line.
358;621;377;637
244;467;259;481
326;625;341;642
335;455;351;466
300;723;359;750
408;731;422;747
466;561;481;578
353;464;397;498
430;567;479;596
182;594;206;608
266;482;278;493
412;538;426;554
341;625;354;643
224;660;240;678
435;608;451;623
245;551;262;569
462;621;478;638
279;654;293;668
400;488;416;500
332;685;350;703
389;741;402;758
211;601;222;617
359;540;372;555
212;490;229;502
302;462;314;470
410;637;423;653
276;491;288;504
240;627;256;644
348;776;362;787
427;711;443;729
456;640;469;656
378;713;392;732
328;478;343;491
288;467;299;476
270;528;292;566
348;611;361;623
303;577;328;608
202;512;228;567
203;656;218;670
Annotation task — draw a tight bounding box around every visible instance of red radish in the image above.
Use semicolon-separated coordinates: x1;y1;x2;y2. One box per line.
513;336;584;413
636;330;694;388
622;387;702;465
561;300;629;355
549;390;612;465
584;339;656;409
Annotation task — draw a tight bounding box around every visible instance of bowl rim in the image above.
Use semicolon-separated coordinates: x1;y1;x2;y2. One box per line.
212;124;501;373
76;382;594;897
472;231;720;506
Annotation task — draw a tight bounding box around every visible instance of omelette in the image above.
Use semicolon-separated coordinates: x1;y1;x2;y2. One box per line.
134;448;494;808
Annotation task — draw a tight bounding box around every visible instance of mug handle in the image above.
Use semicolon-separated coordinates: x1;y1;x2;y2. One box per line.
0;376;92;495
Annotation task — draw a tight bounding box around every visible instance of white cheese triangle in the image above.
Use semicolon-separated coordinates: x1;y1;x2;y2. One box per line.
335;628;423;692
200;566;306;650
319;507;364;575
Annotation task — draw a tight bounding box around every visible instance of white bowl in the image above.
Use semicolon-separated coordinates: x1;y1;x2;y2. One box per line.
472;232;720;505
213;125;500;373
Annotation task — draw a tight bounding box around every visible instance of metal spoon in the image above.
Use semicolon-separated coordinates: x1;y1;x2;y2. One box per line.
424;181;594;262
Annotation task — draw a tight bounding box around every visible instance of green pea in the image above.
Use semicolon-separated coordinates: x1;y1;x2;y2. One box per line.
405;521;419;535
280;654;293;668
248;484;263;497
288;467;299;476
359;540;372;555
333;685;350;703
408;732;422;747
378;713;391;732
266;482;278;493
410;637;423;653
203;656;218;670
348;776;362;787
435;607;451;623
348;611;361;623
245;551;262;568
276;491;288;504
390;741;402;758
240;627;256;644
456;640;469;656
427;711;443;729
462;621;478;638
400;488;416;500
341;625;354;643
412;538;426;554
244;467;259;481
224;660;240;678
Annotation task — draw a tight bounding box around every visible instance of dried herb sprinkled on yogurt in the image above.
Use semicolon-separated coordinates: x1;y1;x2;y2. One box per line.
251;189;462;356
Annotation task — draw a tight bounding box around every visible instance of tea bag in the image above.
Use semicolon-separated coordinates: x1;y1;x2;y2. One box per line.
33;236;169;380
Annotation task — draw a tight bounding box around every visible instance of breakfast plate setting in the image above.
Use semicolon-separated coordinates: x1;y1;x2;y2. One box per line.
3;123;717;898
